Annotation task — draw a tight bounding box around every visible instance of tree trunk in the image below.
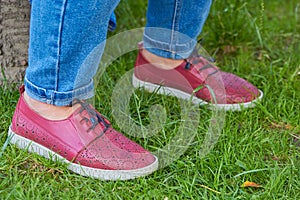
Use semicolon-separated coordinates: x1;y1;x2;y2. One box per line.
0;0;30;86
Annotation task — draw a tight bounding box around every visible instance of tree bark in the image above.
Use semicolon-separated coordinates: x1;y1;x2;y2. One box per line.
0;0;30;86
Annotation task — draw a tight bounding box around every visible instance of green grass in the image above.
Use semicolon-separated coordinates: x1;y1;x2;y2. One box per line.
1;0;300;199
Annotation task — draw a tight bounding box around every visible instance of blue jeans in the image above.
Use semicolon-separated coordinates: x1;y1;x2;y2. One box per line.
25;0;212;106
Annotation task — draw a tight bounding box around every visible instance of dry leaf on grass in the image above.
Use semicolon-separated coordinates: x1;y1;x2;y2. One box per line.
270;122;294;130
241;181;262;188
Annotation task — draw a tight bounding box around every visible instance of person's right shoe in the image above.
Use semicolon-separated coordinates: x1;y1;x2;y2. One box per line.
8;86;158;180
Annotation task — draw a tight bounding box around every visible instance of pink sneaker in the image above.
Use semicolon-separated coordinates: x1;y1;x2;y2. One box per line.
133;48;263;111
8;86;158;180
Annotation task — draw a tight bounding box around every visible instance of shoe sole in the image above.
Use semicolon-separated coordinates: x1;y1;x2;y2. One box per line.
8;126;158;180
132;74;263;111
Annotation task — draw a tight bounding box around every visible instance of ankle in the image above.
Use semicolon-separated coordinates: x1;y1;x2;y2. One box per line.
23;92;78;120
141;49;184;70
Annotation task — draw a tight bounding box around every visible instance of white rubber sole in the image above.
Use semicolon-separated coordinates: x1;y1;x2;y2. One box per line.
8;126;158;180
132;74;263;111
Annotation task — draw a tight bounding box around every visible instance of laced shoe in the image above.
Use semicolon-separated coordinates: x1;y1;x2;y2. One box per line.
8;86;158;180
133;48;263;111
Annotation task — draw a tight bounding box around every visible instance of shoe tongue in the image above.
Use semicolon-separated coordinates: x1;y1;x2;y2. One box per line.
73;108;108;147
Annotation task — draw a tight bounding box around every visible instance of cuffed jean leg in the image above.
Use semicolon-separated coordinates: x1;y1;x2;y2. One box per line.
144;0;212;59
25;0;120;106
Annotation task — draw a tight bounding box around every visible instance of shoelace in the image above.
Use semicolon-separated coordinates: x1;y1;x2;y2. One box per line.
72;99;110;133
184;42;219;78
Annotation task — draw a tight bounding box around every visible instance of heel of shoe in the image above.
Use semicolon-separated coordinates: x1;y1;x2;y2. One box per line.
8;126;62;161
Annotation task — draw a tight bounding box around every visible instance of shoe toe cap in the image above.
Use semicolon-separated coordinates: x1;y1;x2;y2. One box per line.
75;128;156;171
222;72;260;104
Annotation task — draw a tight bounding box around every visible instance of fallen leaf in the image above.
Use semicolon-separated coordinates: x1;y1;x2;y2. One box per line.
270;122;294;130
241;181;262;188
223;45;237;54
271;156;279;161
255;51;263;60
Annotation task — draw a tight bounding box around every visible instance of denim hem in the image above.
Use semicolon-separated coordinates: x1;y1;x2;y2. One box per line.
24;77;94;106
143;31;197;60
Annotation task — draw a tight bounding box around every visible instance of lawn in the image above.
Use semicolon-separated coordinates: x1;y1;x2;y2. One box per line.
0;0;300;199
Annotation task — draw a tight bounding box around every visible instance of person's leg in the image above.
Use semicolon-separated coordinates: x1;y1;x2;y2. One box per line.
144;0;212;60
134;0;263;110
9;0;158;180
25;0;118;107
23;0;120;119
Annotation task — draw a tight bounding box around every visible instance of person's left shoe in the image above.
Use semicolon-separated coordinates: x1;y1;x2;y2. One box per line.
133;48;263;111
